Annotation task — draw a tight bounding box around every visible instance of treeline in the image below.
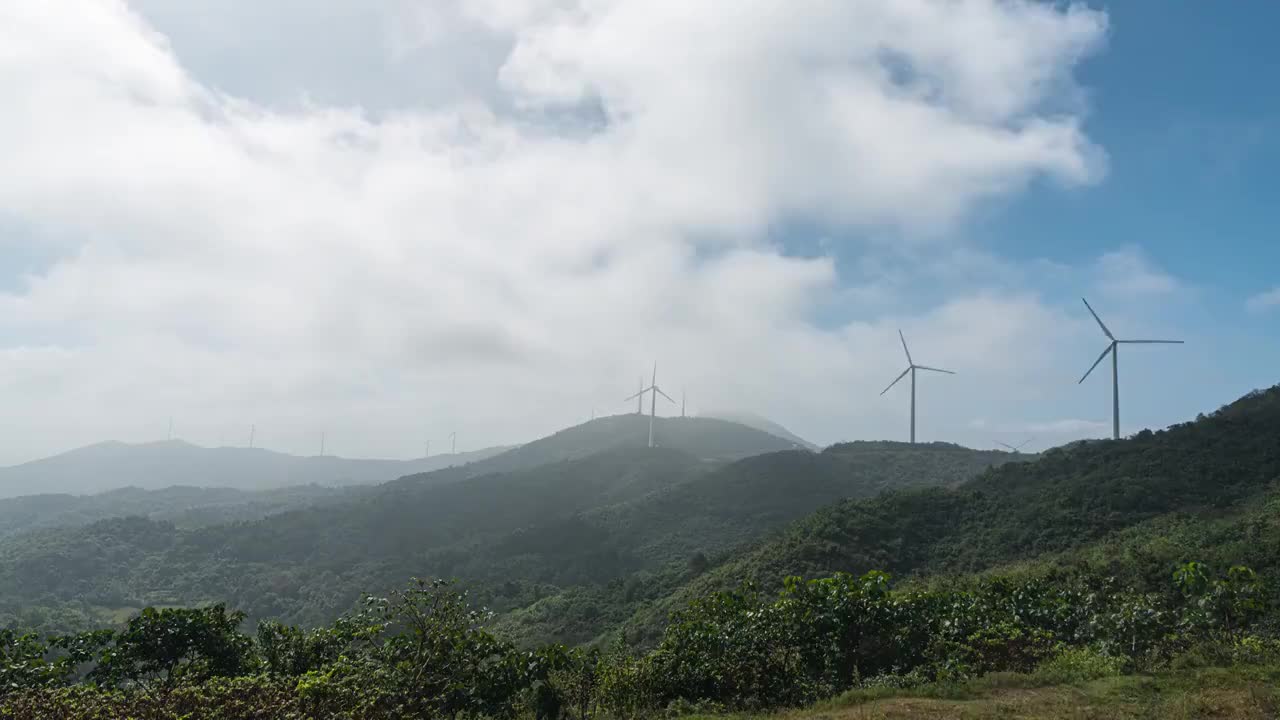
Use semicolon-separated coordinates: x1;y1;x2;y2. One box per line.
2;563;1276;719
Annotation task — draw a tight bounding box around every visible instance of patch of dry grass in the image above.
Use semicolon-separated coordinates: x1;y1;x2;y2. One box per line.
678;666;1280;720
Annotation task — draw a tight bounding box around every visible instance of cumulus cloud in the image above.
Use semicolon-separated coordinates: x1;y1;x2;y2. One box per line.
0;0;1116;463
1246;287;1280;313
1093;246;1180;299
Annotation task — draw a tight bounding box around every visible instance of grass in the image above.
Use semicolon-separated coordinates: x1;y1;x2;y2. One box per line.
677;665;1280;720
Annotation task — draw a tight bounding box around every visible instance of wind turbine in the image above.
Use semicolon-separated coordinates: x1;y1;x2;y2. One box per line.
880;330;955;444
681;389;687;418
1078;298;1184;440
320;432;326;457
624;362;675;448
449;431;457;455
997;438;1033;453
635;377;644;414
249;424;256;449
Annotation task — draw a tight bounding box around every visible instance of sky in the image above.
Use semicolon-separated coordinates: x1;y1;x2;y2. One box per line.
0;0;1277;464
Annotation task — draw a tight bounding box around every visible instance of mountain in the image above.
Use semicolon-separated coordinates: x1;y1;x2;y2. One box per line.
445;414;805;477
618;384;1280;645
700;411;820;451
0;440;509;498
0;428;1022;640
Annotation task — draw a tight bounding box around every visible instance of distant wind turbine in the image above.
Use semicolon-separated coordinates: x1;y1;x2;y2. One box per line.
424;438;430;458
624;362;675;448
1078;298;1184;440
880;330;955;444
320;432;326;457
997;438;1034;453
449;431;457;455
635;377;644;414
167;417;173;441
249;424;256;449
681;389;686;418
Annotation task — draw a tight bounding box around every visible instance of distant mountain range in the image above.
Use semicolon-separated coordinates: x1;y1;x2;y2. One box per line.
0;440;509;498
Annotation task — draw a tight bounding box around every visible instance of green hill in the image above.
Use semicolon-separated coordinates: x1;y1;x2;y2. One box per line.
446;413;805;477
619;384;1280;645
0;422;1018;639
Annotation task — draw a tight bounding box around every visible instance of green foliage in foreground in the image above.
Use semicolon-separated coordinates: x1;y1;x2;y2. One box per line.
2;562;1274;719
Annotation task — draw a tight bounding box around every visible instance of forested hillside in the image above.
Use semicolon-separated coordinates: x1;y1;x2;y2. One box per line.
3;388;1280;718
0;430;1016;640
620;385;1280;645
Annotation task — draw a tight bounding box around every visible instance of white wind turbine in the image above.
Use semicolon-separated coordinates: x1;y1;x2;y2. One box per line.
880;330;955;444
624;362;675;448
997;438;1034;453
1078;298;1184;440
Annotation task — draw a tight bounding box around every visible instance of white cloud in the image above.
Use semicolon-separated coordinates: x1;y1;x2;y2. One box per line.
1246;287;1280;313
0;0;1118;464
1093;246;1179;300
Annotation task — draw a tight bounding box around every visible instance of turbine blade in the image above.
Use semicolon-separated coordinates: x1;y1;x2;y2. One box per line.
656;387;675;403
1017;438;1034;450
915;365;955;375
880;367;910;395
997;442;1015;451
623;389;648;402
1118;339;1184;344
898;329;914;365
1078;343;1114;384
1081;298;1115;341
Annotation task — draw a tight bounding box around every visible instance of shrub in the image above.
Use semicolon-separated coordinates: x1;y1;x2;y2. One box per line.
1032;646;1125;684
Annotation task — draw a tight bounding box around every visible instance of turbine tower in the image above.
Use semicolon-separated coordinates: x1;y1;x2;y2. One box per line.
320;432;326;457
449;431;457;455
635;377;644;414
624;362;675;448
1078;298;1184;440
880;330;955;444
681;389;686;418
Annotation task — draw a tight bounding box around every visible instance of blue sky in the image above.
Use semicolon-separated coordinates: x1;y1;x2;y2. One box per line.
999;1;1280;428
0;1;1275;464
995;1;1280;287
797;1;1280;441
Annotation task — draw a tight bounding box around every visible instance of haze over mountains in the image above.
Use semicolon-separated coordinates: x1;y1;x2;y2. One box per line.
0;440;509;499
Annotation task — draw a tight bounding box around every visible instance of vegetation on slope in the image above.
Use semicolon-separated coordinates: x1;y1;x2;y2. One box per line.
620;385;1280;645
1;561;1275;719
0;438;1017;640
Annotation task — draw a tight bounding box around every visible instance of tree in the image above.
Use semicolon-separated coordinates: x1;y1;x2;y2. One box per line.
91;605;254;690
